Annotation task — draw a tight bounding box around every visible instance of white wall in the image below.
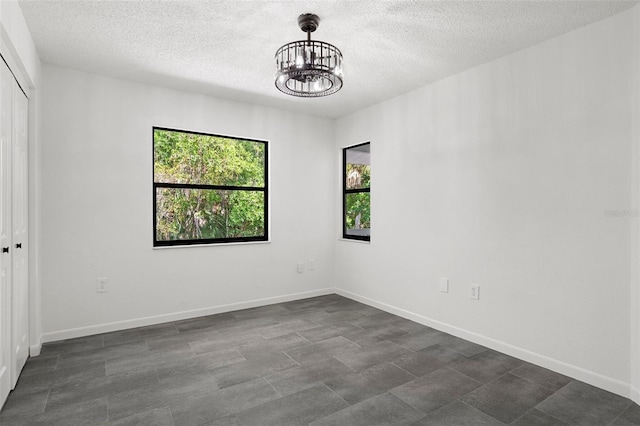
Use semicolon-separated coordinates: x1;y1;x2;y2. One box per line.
39;65;335;339
335;7;638;399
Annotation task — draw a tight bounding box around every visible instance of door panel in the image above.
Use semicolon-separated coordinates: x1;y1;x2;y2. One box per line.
0;59;13;409
11;81;28;387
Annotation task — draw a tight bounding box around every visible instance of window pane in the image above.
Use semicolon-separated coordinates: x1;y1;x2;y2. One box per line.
346;163;370;189
156;187;265;241
345;192;370;237
154;129;265;187
345;144;370;189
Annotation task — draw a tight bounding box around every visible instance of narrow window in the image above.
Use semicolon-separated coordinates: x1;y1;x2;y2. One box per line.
343;142;370;241
153;127;268;246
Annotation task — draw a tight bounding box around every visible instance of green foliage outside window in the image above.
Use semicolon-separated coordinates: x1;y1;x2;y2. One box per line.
153;128;267;245
345;163;371;230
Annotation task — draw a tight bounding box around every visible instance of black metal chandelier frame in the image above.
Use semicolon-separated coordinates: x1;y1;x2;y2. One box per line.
275;14;343;98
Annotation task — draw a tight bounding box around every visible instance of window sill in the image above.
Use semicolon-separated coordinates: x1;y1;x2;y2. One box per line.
338;238;370;244
153;240;271;250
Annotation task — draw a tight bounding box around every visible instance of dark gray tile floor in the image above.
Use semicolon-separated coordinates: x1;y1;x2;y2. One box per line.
1;294;638;425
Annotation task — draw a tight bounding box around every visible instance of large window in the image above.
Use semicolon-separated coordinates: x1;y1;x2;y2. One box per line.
153;127;268;246
343;142;370;241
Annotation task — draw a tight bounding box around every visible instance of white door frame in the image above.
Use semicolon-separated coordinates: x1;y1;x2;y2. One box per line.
11;74;28;387
0;57;13;410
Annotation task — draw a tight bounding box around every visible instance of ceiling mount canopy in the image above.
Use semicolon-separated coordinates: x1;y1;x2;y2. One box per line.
275;13;343;98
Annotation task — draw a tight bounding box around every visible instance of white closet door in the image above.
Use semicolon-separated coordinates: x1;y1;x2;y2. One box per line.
11;76;28;387
0;59;13;409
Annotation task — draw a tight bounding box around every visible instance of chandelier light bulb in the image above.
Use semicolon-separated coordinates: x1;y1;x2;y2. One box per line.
334;63;343;77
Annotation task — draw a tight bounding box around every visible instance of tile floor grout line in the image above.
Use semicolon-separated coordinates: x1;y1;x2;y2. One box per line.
442;365;485;386
41;387;52;415
322;382;350;407
340;335;363;349
387;387;431;417
293;331;314;345
508;407;533;426
458;399;509;425
330;355;356;372
533;379;576;411
389;361;418;378
535;405;572;426
435;342;475;358
604;399;634;426
507;368;571;394
261;376;283;398
281;350;301;366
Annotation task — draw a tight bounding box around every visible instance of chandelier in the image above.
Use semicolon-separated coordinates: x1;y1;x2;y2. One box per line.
275;14;343;97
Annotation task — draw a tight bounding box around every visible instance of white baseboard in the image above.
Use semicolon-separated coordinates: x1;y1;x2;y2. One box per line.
631;385;640;405
29;341;41;357
40;288;334;344
336;288;634;400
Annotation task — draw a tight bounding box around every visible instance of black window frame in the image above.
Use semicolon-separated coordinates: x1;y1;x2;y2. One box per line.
153;127;268;247
343;142;371;242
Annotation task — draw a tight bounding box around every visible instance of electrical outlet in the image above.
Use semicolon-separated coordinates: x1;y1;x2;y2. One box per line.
439;277;449;293
309;259;315;270
297;263;304;273
97;277;108;293
470;283;479;300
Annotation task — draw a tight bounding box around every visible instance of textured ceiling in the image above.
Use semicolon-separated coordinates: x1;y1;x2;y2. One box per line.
18;0;639;119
